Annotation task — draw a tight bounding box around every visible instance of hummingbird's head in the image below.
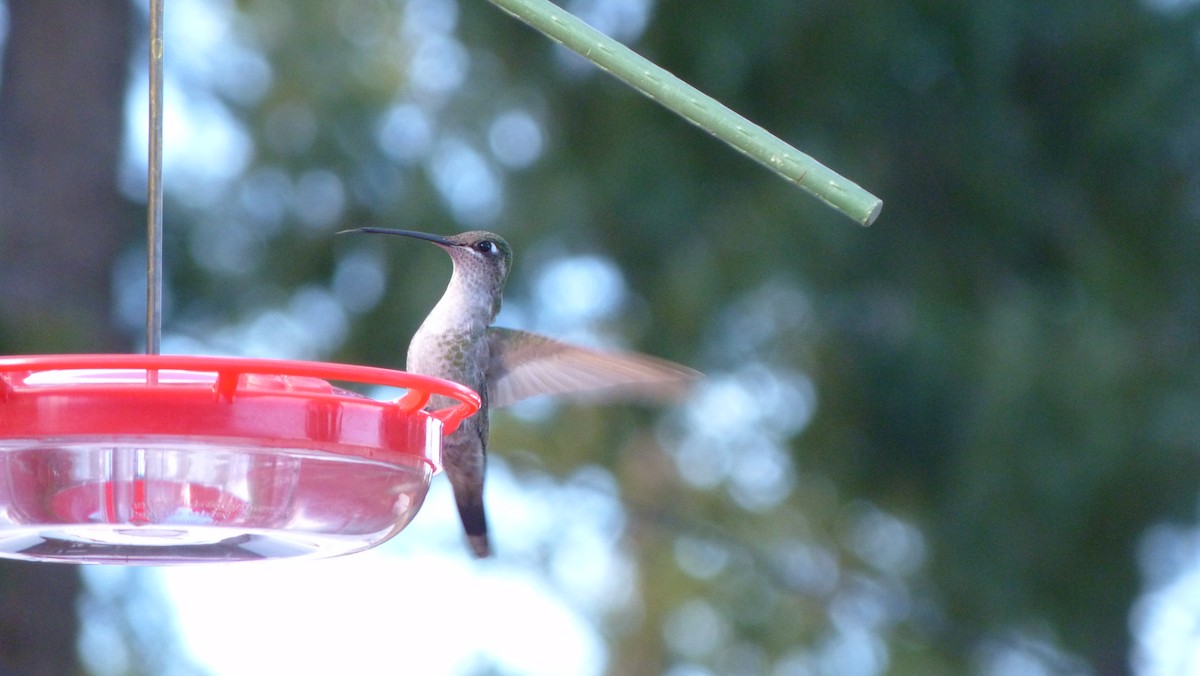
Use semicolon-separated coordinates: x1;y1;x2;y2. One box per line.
439;231;513;290
341;227;513;297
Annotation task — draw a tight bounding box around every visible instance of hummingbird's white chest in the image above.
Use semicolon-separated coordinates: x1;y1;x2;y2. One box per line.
405;273;494;396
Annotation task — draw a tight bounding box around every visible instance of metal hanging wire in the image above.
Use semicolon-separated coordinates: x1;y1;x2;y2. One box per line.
145;0;165;355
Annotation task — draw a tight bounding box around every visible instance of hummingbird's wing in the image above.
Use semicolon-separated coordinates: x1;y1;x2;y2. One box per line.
486;327;700;409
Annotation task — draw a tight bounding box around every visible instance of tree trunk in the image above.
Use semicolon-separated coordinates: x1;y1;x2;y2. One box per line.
0;0;134;353
0;1;134;673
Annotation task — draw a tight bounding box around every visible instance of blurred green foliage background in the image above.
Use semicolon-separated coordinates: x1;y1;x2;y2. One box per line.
3;0;1200;673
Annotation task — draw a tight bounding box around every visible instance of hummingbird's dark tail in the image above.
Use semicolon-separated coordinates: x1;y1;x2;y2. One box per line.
454;489;492;558
467;533;491;558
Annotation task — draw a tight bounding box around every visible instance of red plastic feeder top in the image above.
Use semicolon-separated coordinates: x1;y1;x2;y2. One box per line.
0;354;480;565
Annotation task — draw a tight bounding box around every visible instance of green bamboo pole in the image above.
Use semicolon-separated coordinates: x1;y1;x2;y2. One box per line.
485;0;882;226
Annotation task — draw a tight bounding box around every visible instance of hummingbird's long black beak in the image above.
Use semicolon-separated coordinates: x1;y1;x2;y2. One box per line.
337;227;454;247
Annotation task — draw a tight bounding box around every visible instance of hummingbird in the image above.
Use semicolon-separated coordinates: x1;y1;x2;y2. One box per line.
341;228;699;557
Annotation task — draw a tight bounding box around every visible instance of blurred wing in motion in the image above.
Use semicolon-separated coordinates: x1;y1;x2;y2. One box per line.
486;327;701;409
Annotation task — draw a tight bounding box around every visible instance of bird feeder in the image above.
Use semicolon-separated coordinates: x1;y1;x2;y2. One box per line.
0;2;480;563
0;355;477;564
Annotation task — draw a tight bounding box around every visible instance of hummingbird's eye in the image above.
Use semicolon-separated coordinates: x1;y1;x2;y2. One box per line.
475;241;497;255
